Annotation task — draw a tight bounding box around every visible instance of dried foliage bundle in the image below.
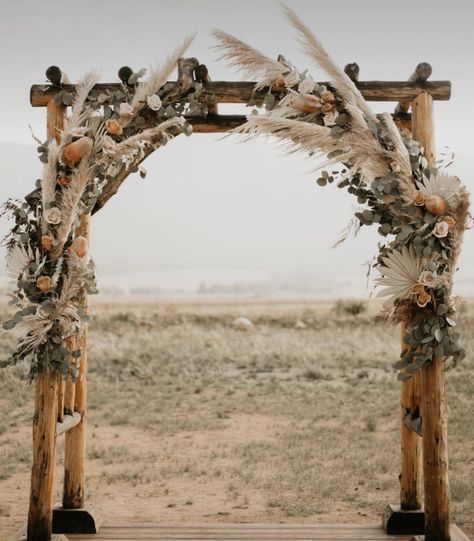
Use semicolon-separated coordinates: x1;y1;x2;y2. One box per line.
213;4;470;377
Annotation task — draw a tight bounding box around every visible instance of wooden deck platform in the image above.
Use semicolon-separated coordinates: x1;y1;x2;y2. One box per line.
66;523;413;540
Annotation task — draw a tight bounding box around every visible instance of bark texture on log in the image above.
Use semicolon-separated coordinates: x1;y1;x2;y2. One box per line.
395;63;433;115
400;323;423;511
63;216;90;510
413;91;451;541
27;372;60;541
27;99;66;541
30;79;452;107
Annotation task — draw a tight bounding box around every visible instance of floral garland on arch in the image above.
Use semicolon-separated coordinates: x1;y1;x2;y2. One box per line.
213;5;470;379
1;36;205;381
0;6;470;383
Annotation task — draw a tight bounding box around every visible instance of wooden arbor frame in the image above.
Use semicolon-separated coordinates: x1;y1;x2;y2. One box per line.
21;61;460;541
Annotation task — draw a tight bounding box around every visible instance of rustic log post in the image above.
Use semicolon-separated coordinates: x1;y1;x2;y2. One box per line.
63;378;76;416
27;372;61;541
400;323;423;512
383;320;424;535
54;214;101;534
26;100;66;541
413;91;451;541
57;380;65;423
63;215;89;510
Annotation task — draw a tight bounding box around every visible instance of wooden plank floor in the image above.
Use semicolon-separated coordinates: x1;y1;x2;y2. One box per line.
67;523;412;540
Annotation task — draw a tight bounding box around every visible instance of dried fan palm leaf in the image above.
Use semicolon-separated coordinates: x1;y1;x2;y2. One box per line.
375;245;425;305
416;172;462;209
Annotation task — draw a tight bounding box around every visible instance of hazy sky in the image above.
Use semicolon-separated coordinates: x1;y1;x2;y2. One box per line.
0;0;473;295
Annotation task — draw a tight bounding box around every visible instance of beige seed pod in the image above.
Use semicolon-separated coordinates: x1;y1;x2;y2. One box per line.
425;194;446;216
291;94;321;113
62;136;93;166
69;235;88;258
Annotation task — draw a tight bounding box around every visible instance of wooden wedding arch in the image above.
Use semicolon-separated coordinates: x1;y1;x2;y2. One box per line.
9;57;468;541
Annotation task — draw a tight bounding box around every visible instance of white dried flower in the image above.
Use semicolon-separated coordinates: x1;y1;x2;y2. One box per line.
419;270;440;289
284;70;300;88
297;77;315;94
146;94;162;111
119;103;133;118
433;221;449;238
323;110;339;126
44;207;62;225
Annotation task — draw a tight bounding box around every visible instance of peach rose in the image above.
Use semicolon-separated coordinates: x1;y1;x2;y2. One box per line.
417;290;432;308
410;282;425;296
413;191;426;206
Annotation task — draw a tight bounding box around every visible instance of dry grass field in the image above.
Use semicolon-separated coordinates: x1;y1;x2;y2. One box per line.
0;298;472;540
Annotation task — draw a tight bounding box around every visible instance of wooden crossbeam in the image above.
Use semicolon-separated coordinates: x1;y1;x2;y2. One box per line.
30;79;451;108
56;412;82;438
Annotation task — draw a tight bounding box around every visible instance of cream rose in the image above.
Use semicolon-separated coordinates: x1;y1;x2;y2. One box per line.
146;94;162;111
119;102;133;118
298;77;314;94
419;270;439;289
433;221;449;238
44;207;61;225
284;70;300;88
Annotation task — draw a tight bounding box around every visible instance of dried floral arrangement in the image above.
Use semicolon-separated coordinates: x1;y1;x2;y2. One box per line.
1;37;204;381
212;5;470;379
1;6;470;383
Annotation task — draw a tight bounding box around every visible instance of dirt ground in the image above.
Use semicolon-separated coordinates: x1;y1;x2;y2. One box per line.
0;298;472;540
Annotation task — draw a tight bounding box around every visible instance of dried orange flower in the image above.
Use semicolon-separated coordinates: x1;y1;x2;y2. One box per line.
321;90;335;103
37;275;52;292
413;191;426;206
57;176;70;188
417;290;432;308
410;282;425;296
41;235;53;252
322;102;335;113
105;119;123;136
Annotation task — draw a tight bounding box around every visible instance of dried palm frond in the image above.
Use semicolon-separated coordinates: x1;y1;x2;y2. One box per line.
59;252;88;304
54;154;93;255
235;115;388;182
128;34;195;122
380;112;415;201
41;140;60;218
233;115;340;156
212;30;287;90
281;3;378;125
100;117;185;167
416;172;462;209
65;71;100;139
375;245;425;305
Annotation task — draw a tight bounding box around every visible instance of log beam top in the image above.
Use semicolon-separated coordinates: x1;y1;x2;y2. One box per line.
30;78;452;108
